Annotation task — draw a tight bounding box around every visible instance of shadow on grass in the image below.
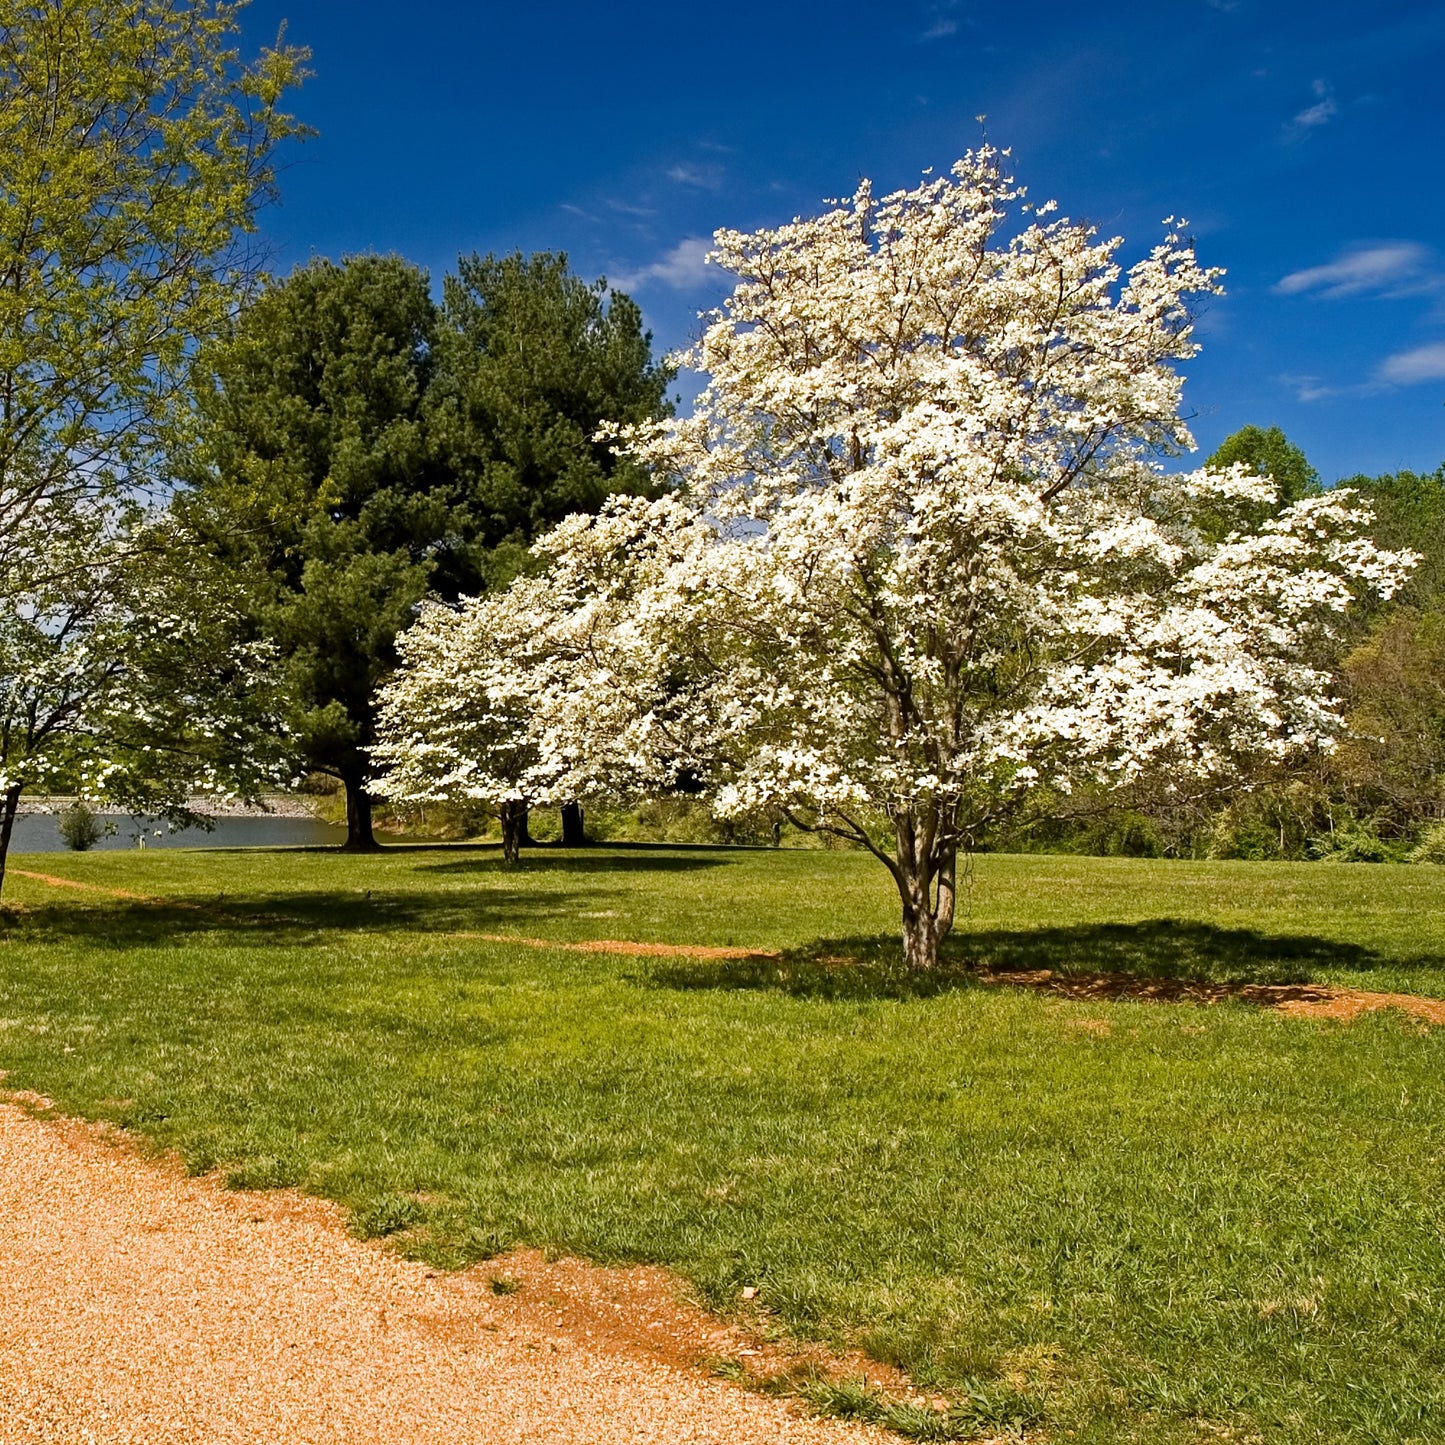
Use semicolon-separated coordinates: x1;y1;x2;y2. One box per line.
647;920;1401;1002
1;882;632;947
420;852;732;876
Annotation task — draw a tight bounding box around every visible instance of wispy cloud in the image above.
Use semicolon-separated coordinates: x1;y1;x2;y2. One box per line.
1376;342;1445;386
1282;374;1343;403
666;162;723;190
610;237;712;294
1277;242;1441;300
1287;79;1336;136
606;197;657;219
918;0;966;41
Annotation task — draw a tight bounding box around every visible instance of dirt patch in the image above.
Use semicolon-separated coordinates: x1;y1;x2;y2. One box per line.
10;868;205;911
981;969;1445;1027
430;1246;906;1395
453;931;776;961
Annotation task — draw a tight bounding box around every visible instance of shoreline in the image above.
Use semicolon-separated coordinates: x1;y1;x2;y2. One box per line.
17;795;327;821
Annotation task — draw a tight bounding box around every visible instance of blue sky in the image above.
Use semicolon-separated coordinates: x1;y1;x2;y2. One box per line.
240;0;1445;482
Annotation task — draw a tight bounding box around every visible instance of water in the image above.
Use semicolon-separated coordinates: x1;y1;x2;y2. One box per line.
9;813;348;853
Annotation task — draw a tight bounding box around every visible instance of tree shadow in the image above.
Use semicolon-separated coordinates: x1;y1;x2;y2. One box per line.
1;881;633;948
420;853;732;876
646;920;1409;1003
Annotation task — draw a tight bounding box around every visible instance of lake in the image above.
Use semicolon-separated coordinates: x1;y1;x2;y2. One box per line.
10;813;348;853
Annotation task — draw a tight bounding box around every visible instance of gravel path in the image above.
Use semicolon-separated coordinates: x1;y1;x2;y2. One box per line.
0;1102;885;1445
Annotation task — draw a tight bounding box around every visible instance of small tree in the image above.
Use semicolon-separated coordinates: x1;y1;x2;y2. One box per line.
385;154;1408;970
0;510;288;897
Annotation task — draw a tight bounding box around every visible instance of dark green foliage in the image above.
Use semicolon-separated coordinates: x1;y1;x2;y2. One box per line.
181;252;674;843
181;255;444;845
427;251;674;592
1344;463;1445;612
55;802;105;851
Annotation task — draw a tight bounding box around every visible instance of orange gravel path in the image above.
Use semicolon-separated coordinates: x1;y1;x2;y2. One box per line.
0;1102;884;1445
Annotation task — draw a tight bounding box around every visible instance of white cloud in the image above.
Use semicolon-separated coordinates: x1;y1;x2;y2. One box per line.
610;237;712;294
1288;79;1337;134
666;162;723;190
1281;374;1340;403
1277;242;1439;300
1376;343;1445;386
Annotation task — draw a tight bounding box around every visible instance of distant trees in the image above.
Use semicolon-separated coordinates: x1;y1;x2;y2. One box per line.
1333;464;1445;839
1206;426;1320;506
182;252;672;848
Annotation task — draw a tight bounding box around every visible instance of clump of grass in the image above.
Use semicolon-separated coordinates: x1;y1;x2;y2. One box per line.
351;1193;425;1238
223;1154;302;1191
488;1273;521;1295
802;1375;1045;1441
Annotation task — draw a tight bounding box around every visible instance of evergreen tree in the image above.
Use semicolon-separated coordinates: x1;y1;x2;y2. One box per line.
183;252;673;848
181;255;443;849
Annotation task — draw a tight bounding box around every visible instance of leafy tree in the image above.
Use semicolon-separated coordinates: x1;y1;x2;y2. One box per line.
1344;464;1445;610
0;0;306;576
378;154;1409;969
183;252;673;849
1206;426;1319;504
1330;464;1445;835
1336;608;1445;829
180;255;444;849
427;250;674;594
0;0;305;884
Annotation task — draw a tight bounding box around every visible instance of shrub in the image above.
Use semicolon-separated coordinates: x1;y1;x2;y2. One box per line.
1409;822;1445;864
1307;818;1398;863
56;801;107;851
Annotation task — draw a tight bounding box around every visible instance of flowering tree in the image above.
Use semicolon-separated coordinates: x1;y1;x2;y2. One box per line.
0;506;289;899
372;508;687;859
381;154;1410;968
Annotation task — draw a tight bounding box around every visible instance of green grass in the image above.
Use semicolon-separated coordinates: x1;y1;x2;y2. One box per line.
3;845;1445;1443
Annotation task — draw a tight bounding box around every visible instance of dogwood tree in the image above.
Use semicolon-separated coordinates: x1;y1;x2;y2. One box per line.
0;504;290;899
381;153;1410;968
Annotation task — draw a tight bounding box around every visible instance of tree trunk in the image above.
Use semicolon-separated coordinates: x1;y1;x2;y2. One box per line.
500;799;527;864
560;800;586;847
892;815;957;972
0;784;21;902
341;772;381;852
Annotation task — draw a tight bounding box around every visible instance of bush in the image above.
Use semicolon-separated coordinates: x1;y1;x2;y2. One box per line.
56;801;108;851
1409;822;1445;864
1307;818;1399;863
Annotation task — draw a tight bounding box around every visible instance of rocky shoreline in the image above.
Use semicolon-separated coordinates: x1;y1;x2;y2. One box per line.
17;795;326;820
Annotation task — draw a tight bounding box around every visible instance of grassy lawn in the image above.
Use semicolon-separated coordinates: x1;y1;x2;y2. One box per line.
2;845;1444;1442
